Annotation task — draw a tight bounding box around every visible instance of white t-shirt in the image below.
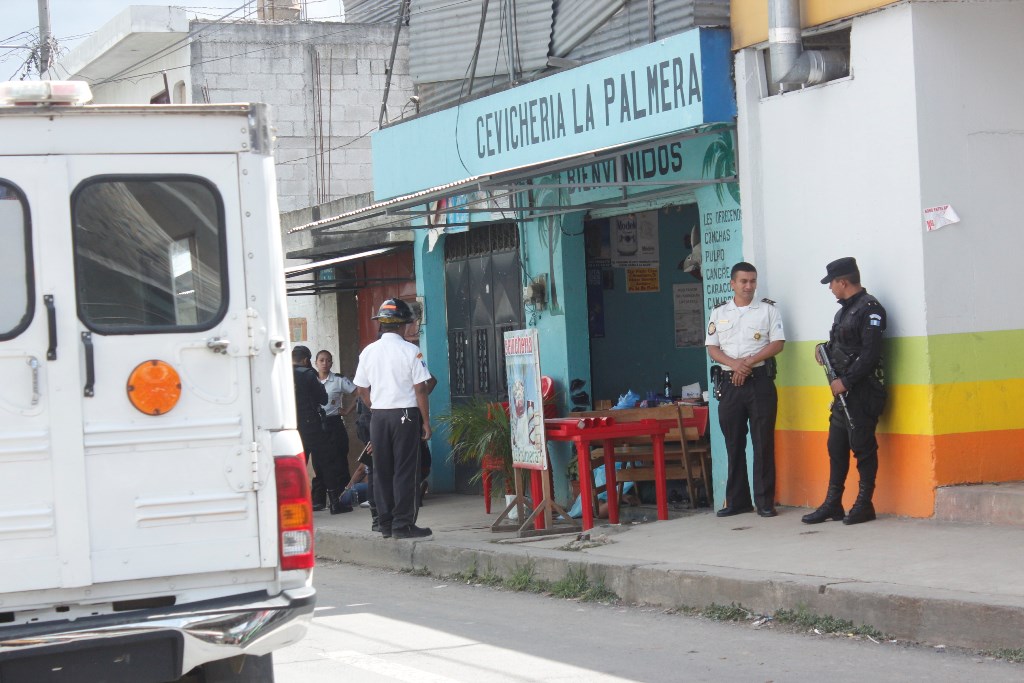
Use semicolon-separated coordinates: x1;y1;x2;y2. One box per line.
352;332;432;409
319;373;356;417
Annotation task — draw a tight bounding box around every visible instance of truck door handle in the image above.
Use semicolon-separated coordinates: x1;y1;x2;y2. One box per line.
81;331;95;397
206;337;231;354
44;295;57;360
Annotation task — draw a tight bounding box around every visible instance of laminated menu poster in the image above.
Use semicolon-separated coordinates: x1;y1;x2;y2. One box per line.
503;329;547;470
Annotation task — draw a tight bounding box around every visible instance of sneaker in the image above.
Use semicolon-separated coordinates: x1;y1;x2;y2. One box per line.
359;500;370;508
392;524;432;539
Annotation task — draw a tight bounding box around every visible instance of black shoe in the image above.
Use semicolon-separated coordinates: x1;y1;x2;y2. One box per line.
392;524;433;539
311;501;326;512
380;525;392;538
756;506;778;518
716;505;754;517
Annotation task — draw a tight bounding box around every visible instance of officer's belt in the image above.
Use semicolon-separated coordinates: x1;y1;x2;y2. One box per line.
721;366;773;379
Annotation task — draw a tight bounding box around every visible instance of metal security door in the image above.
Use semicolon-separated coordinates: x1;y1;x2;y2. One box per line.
444;223;523;493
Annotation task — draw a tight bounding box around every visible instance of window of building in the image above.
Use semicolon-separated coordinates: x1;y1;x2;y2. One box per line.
71;176;227;333
0;180;33;339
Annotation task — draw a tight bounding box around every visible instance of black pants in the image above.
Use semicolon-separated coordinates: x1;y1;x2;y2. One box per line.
370;408;422;530
717;372;777;509
826;381;886;487
312;415;351;496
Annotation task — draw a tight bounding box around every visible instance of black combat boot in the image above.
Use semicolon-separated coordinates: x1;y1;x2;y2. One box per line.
843;482;876;525
327;489;352;515
370;505;380;532
311;479;326;512
801;484;845;524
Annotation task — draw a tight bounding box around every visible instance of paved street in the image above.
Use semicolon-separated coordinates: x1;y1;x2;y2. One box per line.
275;561;1021;683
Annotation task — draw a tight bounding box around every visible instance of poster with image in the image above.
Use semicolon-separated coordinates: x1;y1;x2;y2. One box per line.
611;210;659;268
503;329;547;470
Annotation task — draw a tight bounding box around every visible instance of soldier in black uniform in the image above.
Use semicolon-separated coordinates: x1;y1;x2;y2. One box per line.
803;258;887;526
291;345;329;471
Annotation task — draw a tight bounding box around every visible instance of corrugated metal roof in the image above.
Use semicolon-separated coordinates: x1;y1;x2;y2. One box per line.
344;0;402;24
407;0;730;113
549;0;625;58
562;0;729;64
409;0;554;84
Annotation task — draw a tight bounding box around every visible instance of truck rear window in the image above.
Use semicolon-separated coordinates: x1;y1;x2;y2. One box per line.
72;176;227;333
0;181;33;340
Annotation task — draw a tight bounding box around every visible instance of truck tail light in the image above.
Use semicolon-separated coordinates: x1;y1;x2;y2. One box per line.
275;454;314;571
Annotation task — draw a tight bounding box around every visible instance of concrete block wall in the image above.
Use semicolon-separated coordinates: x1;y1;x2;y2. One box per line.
190;21;413;212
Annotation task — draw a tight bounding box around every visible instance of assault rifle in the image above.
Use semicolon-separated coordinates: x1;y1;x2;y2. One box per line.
815;343;854;430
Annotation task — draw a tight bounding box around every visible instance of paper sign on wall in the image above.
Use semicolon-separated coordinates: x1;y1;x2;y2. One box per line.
626;267;660;293
673;283;704;348
923;204;960;232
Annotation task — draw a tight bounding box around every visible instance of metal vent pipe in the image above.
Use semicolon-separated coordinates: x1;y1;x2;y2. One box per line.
768;0;848;91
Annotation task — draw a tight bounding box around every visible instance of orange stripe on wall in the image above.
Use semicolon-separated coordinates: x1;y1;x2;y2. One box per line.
933;429;1024;485
775;431;937;518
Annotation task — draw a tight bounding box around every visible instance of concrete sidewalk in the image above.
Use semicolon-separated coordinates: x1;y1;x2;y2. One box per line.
313;494;1024;651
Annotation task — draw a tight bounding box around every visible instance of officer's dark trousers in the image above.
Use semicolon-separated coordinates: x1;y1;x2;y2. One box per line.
312;416;351;495
717;372;777;510
370;408;422;530
826;382;886;487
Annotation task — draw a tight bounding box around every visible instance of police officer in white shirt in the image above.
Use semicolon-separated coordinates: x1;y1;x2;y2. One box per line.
353;299;433;539
705;262;786;518
313;349;357;514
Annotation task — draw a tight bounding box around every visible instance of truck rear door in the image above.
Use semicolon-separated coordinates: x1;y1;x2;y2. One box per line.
0;153;262;593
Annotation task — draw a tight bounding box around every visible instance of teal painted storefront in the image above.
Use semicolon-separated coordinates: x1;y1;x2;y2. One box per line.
373;28;743;507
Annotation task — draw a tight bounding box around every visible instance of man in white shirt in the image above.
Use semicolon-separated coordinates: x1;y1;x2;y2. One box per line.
354;299;433;539
705;262;786;518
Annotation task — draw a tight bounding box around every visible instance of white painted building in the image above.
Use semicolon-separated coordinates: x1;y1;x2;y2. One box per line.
731;0;1024;517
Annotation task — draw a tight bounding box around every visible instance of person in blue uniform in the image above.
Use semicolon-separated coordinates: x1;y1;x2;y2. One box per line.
803;257;887;526
353;299;433;540
706;262;786;518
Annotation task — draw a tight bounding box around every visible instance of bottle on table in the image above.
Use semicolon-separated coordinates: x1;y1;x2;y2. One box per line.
663;371;672;399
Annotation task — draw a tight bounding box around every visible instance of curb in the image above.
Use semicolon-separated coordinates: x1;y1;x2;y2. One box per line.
316;527;1024;651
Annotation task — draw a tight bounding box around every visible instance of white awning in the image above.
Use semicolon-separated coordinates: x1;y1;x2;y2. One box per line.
284;246;397;278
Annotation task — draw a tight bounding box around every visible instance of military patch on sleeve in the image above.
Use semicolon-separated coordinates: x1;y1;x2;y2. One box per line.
708;322;716;335
761;297;776;305
868;313;882;327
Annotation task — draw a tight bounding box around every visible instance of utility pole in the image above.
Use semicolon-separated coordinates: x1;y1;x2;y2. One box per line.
37;0;53;76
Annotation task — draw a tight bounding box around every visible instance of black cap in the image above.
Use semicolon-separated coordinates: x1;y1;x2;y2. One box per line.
820;257;859;284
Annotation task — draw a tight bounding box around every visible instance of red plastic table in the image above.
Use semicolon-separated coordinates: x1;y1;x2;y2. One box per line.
545;417;671;530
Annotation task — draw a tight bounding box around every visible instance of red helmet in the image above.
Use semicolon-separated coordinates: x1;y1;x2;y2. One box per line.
371;298;414;324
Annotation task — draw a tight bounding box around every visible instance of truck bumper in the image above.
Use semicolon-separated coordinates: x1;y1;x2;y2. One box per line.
0;586;315;682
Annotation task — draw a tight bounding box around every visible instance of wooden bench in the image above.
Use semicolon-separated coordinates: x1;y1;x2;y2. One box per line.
575;404;711;512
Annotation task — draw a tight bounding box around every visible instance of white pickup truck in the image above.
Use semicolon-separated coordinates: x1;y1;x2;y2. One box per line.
0;81;314;682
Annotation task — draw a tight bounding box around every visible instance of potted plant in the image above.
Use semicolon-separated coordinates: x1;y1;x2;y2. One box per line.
436;398;514;495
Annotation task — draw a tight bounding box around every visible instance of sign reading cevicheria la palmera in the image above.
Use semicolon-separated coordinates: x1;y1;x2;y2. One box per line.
372;27;735;197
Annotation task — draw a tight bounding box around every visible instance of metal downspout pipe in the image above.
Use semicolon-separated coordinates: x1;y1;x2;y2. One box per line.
768;0;849;92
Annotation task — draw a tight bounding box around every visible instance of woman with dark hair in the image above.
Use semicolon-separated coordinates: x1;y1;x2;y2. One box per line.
313;349;356;514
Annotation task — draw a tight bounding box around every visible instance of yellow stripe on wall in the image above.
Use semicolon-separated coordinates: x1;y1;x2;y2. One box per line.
777;384;932;434
778;378;1024;436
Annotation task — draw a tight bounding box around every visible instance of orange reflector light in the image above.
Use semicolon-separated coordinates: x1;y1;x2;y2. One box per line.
279;503;311;529
126;360;182;415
